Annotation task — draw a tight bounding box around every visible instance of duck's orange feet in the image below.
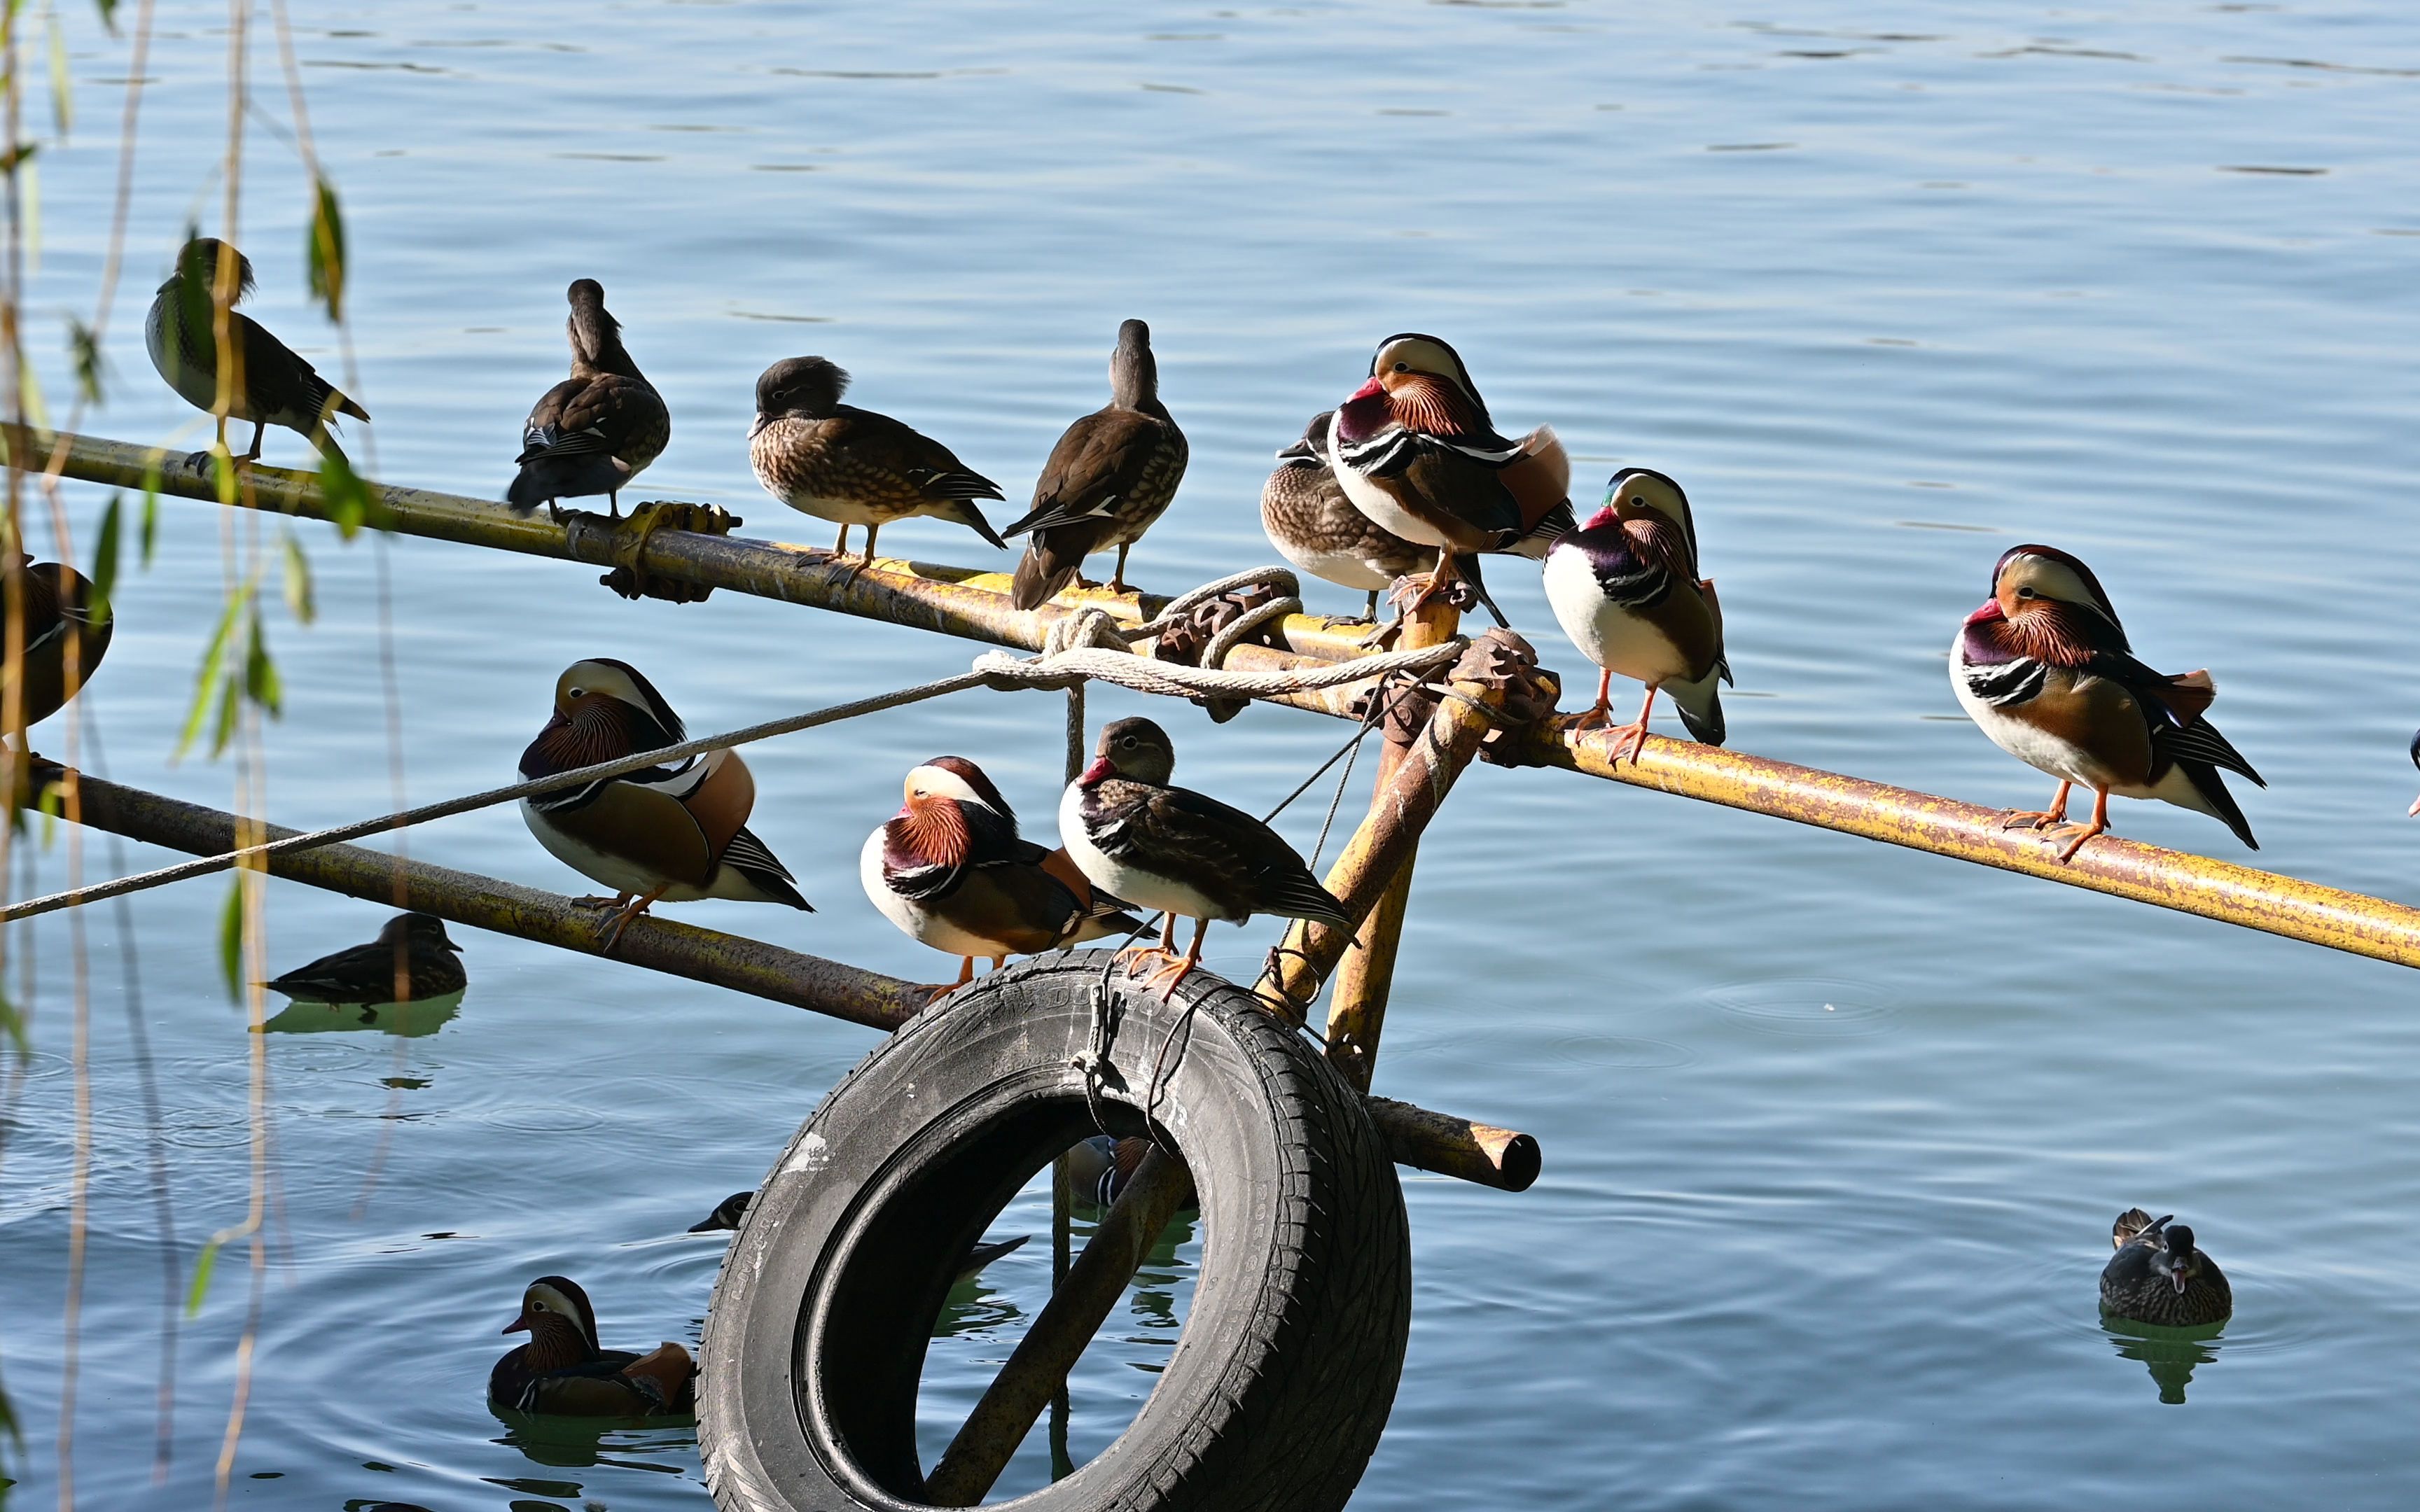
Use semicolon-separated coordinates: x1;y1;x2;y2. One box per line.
570;892;632;912
2000;808;2066;832
1568;700;1613;734
1116;944;1184;982
1597;720;1653;766
1133;951;1200;1002
595;886;666;953
2044;819;2108;864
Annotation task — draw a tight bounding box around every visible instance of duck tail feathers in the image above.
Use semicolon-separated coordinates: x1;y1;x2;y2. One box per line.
1010;543;1077;611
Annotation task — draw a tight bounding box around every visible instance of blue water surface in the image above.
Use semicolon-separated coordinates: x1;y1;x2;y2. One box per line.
4;1;2419;1507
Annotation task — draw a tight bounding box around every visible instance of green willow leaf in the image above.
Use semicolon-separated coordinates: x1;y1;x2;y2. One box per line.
185;1236;224;1317
139;463;160;565
242;609;282;718
46;10;71;138
281;529;314;624
88;493;121;626
95;0;119;33
66;315;103;405
317;447;379;538
208;671;240;759
0;985;27;1060
174;586;247;762
306;177;345;322
218;873;246;1001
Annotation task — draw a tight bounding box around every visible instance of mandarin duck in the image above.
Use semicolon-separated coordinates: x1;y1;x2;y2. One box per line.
2101;1209;2232;1328
2406;729;2420;816
1952;545;2262;863
489;1275;696;1418
519;658;809;948
0;556;112;734
749;356;1006;570
1004;319;1187;609
1059;717;1350;1000
687;1190;1031;1275
1261;410;1510;628
146;237;368;468
263;912;465;1004
505;279;669;519
1326;333;1572;615
861;756;1142;997
1064;1134;1162;1208
1542;468;1730;765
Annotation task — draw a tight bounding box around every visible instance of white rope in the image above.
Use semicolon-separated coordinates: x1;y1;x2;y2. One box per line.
8;569;1457;925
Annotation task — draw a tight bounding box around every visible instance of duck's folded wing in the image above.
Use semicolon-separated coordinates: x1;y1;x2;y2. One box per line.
2084;650;2263;783
545;779;716;886
1131;787;1350;925
1006;410;1164;536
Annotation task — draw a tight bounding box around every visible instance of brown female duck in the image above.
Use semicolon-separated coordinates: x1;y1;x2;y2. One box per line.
749;356;1006;570
263;912;464;1004
145;237;368;467
1005;319;1187;608
2100;1209;2232;1327
506;279;669;519
490;1275;695;1417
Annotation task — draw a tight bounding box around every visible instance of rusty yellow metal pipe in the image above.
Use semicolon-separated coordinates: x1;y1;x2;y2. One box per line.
0;426;1389;670
1531;720;2420;969
31;758;1535;1186
19;427;2420;970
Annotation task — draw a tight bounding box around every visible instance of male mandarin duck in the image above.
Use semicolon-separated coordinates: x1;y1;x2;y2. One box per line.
1542;468;1731;766
1326;333;1573;615
749;356;1006;570
1004;319;1187;609
2100;1209;2232;1328
0;556;112;733
1059;717;1350;1000
1260;410;1509;627
519;658;809;948
506;279;669;519
1952;545;2261;863
146;237;368;466
1064;1134;1160;1208
861;756;1142;996
263;912;465;1004
489;1275;696;1418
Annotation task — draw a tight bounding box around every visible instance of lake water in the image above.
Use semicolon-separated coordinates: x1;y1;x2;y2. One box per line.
6;1;2420;1507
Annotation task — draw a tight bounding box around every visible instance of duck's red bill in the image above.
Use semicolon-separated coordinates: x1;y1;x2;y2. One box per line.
502;1316;529;1334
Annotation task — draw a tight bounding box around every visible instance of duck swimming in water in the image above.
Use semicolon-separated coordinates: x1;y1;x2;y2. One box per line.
2100;1208;2232;1328
489;1275;695;1417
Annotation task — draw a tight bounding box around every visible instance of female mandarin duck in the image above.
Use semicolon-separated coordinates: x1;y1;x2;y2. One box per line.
146;237;368;466
1952;545;2261;863
506;279;668;519
1005;320;1187;609
1542;468;1730;766
1326;333;1572;615
1059;718;1350;1000
861;755;1141;995
264;912;465;1004
519;658;809;948
749;356;1006;570
490;1275;696;1417
2406;729;2420;816
0;556;112;734
2100;1209;2232;1327
1261;410;1509;627
689;1191;1031;1274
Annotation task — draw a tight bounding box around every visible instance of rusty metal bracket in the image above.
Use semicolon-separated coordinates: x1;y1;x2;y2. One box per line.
582;498;743;603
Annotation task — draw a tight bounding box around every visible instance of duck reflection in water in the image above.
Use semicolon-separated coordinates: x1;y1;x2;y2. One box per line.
2101;1314;2225;1405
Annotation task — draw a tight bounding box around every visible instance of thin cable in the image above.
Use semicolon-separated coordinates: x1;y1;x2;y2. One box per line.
1;668;1001;923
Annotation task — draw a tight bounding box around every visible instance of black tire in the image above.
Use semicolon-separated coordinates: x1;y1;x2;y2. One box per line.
698;950;1411;1512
